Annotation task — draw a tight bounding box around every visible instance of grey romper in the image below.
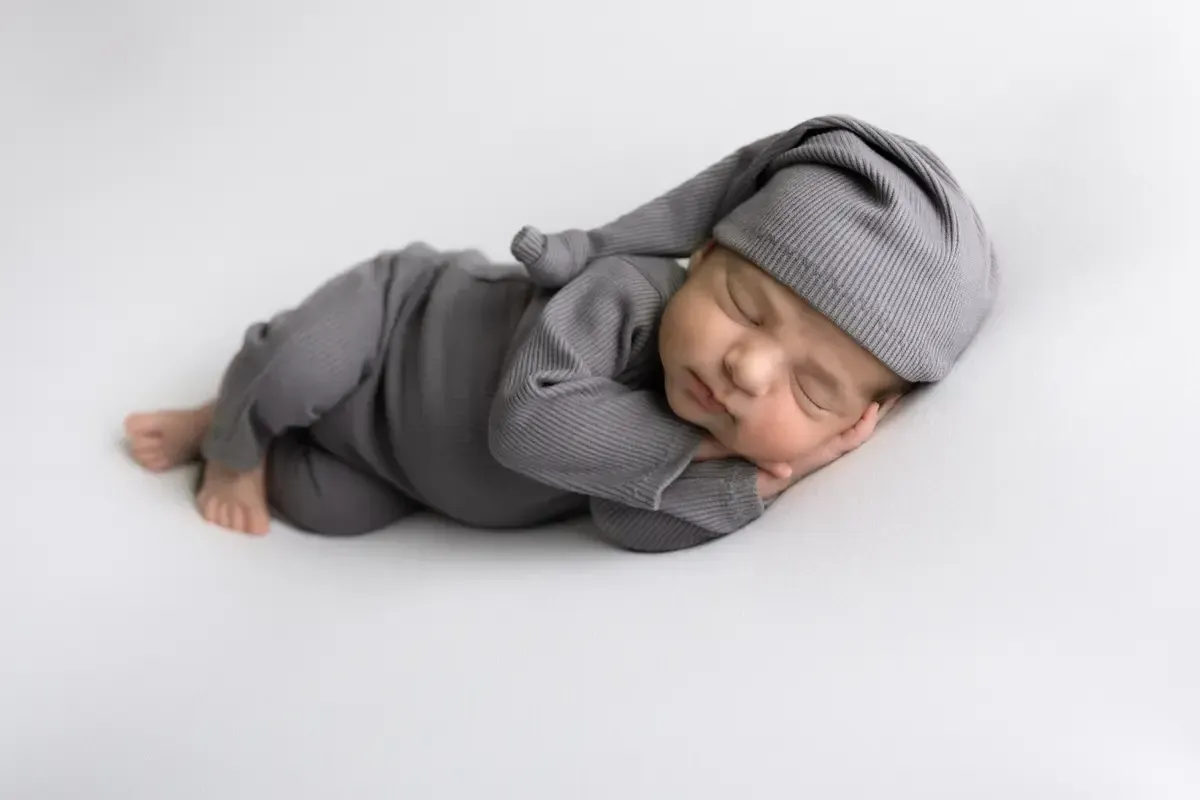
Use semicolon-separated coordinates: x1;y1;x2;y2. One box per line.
196;113;997;553
201;243;763;553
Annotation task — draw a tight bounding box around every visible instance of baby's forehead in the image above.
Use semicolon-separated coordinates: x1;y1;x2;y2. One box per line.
719;247;891;364
748;270;896;390
739;262;833;328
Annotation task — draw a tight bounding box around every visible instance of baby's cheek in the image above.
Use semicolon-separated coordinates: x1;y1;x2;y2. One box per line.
736;413;820;463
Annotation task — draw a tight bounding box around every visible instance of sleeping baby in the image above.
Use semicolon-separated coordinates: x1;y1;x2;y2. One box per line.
125;114;997;552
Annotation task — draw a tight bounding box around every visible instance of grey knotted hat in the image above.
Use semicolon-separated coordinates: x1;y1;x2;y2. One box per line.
512;114;999;382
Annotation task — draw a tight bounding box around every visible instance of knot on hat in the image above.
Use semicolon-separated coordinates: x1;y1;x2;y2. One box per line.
511;226;594;288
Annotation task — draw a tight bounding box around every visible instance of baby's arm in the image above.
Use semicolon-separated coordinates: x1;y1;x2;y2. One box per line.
489;256;760;521
489;255;704;509
597;399;900;553
589;459;765;553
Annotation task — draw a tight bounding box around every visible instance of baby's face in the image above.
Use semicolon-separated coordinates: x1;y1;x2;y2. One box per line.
659;244;905;465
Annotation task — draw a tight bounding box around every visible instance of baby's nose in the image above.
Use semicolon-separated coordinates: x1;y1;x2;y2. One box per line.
726;340;783;397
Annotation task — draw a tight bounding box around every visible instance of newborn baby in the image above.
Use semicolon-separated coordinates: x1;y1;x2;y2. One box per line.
126;115;997;552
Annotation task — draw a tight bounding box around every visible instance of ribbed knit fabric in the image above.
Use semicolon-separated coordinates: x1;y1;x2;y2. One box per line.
510;130;776;288
200;116;999;552
590;460;763;552
513;115;999;383
203;245;762;551
489;254;766;548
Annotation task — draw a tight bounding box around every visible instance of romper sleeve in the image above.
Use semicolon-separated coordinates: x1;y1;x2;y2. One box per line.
488;255;766;541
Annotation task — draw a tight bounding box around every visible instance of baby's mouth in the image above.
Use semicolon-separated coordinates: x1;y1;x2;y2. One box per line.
687;369;728;415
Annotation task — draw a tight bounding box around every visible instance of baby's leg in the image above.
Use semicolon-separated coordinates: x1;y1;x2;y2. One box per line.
201;258;396;473
125;402;272;534
268;431;420;536
126;256;398;535
126;401;270;534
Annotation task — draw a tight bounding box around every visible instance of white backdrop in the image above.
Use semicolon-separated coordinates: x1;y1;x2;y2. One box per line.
2;1;1198;797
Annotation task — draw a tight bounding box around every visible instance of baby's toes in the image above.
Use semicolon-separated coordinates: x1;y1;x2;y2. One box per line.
132;445;164;470
123;414;148;437
200;495;222;526
219;502;238;531
229;504;248;533
125;414;163;439
246;506;270;536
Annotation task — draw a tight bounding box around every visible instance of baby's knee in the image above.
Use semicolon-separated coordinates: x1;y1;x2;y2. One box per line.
265;437;413;537
266;465;378;538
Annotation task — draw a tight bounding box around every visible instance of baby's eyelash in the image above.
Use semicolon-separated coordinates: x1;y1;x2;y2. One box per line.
726;275;758;324
794;376;826;411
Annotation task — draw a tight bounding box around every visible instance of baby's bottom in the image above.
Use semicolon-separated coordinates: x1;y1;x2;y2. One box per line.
125;252;423;536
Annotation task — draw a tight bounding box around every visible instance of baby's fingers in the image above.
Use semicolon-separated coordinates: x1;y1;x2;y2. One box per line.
756;460;793;480
840;403;881;451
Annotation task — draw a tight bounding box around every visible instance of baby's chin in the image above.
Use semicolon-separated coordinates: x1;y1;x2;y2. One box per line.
707;430;781;465
731;436;807;466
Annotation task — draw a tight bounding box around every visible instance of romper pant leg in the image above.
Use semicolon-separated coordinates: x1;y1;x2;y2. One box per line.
200;256;395;472
267;432;420;536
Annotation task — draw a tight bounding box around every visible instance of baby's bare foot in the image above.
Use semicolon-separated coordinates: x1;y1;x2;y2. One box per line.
124;404;214;472
198;461;271;536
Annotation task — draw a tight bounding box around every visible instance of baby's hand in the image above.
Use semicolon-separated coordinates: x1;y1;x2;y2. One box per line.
694;435;793;480
756;397;900;499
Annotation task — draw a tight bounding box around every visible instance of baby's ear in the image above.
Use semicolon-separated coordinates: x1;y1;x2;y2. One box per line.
687;240;718;271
